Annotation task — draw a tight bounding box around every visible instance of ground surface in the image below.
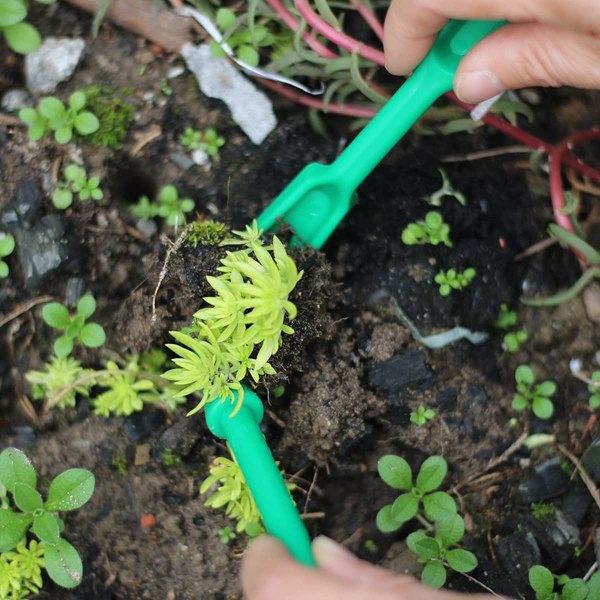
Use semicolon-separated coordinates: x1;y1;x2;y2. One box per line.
1;3;600;599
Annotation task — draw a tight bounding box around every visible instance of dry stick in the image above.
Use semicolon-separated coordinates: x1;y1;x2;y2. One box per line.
0;295;55;329
558;444;600;511
303;465;319;514
513;237;558;262
457;572;505;599
441;145;532;163
63;0;193;52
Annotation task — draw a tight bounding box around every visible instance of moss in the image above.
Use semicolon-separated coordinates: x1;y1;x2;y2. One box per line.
186;220;229;247
82;85;135;149
531;502;556;522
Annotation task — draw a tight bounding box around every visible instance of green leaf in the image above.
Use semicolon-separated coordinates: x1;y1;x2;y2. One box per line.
18;107;38;124
13;482;44;512
375;504;402;533
416;456;447;493
532;397;554;420
587;572;600;599
390;493;419;524
560;578;588;600
445;548;477;573
69;91;86;111
44;538;83;588
0;234;15;257
422;491;457;522
79;323;106;348
406;531;439;560
42;303;70;329
516;365;534;385
52;189;73;209
238;44;259;66
536;381;556;397
45;468;95;511
512;394;529;411
0;509;32;552
422;560;446;589
74;111;99;135
54;335;74;358
0;448;36;491
377;455;412;490
54;125;73;144
39;97;65;120
436;513;465;546
0;262;8;278
216;7;235;30
159;184;177;203
3;21;41;54
28;120;47;140
0;0;27;27
76;295;96;318
529;565;555;598
32;511;60;545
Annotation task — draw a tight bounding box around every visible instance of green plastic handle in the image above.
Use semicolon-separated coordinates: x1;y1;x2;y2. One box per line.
257;19;505;249
205;387;316;566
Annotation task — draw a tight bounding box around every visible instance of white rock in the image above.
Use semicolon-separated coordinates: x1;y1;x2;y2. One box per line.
180;43;276;145
1;89;33;112
25;37;85;95
191;149;210;166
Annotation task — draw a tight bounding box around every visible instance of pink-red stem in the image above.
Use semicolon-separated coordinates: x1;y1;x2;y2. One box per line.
349;0;384;42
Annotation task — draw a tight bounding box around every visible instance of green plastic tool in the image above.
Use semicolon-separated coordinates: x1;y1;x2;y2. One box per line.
257;18;504;249
203;19;505;567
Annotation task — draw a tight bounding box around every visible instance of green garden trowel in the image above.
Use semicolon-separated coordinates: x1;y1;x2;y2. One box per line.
205;19;505;567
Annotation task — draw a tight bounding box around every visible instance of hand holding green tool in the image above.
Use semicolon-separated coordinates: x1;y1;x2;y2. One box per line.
204;19;505;566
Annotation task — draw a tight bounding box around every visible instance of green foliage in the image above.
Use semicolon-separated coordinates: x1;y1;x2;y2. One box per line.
502;330;528;353
0;0;54;55
81;85;135;149
186;220;229;247
401;211;452;247
163;223;302;415
130;185;195;227
0;232;15;278
513;365;557;420
200;448;294;536
218;526;237;544
0;539;45;599
410;405;436;426
434;268;476;296
52;164;104;209
211;7;276;67
528;565;600;600
495;304;518;329
0;448;94;591
180;127;226;158
588;371;600;410
424;169;466;207
19;91;100;144
42;295;106;357
531;502;556;522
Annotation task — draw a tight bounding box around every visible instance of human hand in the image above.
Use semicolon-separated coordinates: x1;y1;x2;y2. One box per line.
241;534;498;600
383;0;600;103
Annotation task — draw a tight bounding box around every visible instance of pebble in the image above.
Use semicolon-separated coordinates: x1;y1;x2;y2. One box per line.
496;531;541;586
167;65;185;79
369;350;434;395
124;408;166;442
180;43;276;144
517;457;571;503
0;180;43;229
191;149;210;166
1;88;33;112
25;37;86;95
65;277;86;307
136;218;158;238
169;152;194;171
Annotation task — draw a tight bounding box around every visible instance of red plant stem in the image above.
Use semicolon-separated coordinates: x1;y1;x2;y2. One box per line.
266;0;337;58
294;0;385;64
349;0;384;42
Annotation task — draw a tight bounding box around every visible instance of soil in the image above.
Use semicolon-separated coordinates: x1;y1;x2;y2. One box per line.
1;3;600;600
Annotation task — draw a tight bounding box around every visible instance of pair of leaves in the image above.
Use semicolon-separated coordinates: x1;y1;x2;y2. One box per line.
0;232;15;278
529;566;600;600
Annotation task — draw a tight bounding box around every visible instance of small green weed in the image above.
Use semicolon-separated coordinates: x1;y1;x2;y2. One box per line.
52;164;104;209
130;185;195;227
0;232;15;278
185;220;229;247
495;304;518;329
401;211;452;247
588;371;600;410
19;91;100;144
434;268;476;296
160;449;182;468
180;127;225;158
218;526;237;544
528;565;600;600
410;405;436;426
0;0;54;54
502;330;528;353
42;295;106;357
513;365;556;420
0;447;94;591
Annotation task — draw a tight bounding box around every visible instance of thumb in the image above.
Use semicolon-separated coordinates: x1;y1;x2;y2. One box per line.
455;22;600;103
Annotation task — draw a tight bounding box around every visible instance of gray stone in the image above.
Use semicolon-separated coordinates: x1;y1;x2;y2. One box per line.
135;218;158;238
369;350;434;395
169;152;194;171
25;37;85;95
65;277;86;307
191;149;210;166
517;457;570;503
0;180;43;229
180;43;276;144
496;531;541;587
1;89;33;112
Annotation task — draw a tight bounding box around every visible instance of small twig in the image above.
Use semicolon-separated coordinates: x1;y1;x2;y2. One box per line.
457;571;505;598
0;295;55;329
441;145;532;163
584;561;598;582
558;444;600;511
265;407;286;428
0;112;23;126
17;396;39;428
303;466;319;514
300;511;325;520
513;237;558;262
130;124;162;157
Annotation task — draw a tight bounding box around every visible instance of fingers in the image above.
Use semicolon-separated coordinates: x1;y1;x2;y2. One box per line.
455;22;600;102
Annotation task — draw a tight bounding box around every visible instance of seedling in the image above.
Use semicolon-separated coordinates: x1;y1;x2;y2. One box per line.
512;365;557;420
130;185;195;227
0;447;94;590
528;565;600;600
376;455;457;533
495;304;518;329
42;295;106;357
0;539;45;598
218;526;237;544
0;232;15;278
410;405;436;426
19;91;100;144
0;0;54;54
434;268;476;296
180;127;226;158
401;211;452;247
588;371;600;410
52;164;104;209
424;169;467;207
502;330;528;353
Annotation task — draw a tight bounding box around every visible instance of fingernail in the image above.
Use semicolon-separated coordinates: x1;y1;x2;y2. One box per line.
455;70;505;103
312;536;355;568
